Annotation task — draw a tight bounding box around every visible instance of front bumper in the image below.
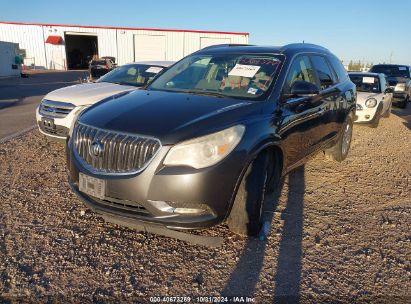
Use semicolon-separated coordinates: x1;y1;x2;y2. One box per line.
67;139;247;230
354;103;379;123
392;91;408;103
36;105;85;140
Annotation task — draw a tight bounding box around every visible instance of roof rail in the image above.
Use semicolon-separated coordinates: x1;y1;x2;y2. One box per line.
200;43;254;50
282;43;330;52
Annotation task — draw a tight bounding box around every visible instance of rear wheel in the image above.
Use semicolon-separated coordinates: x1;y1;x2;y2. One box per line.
324;114;353;162
226;151;278;236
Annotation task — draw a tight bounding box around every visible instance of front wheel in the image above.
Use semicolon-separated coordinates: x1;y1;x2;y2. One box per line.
324;114;353;162
399;98;407;109
382;103;392;118
226;152;271;236
370;114;381;128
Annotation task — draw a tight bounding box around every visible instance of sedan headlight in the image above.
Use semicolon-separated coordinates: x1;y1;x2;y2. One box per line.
365;98;377;108
164;125;245;169
395;83;406;91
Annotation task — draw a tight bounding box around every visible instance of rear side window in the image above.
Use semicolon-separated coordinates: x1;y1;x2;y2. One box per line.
284;55;316;93
328;55;348;82
310;55;334;90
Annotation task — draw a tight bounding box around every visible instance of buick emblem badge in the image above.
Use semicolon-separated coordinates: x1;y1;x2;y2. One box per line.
90;141;104;157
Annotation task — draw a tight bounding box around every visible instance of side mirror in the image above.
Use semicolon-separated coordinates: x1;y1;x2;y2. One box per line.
290;80;320;97
385;87;394;94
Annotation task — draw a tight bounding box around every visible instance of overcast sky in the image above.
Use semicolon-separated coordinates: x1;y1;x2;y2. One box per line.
1;0;410;65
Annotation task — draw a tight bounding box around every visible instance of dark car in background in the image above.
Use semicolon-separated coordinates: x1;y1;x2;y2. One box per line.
89;57;115;79
369;64;411;108
67;43;356;238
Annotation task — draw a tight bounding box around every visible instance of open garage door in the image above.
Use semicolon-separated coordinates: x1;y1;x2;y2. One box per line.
134;35;166;62
64;32;98;70
200;37;231;49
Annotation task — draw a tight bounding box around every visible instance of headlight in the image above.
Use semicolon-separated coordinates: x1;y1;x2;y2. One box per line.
164;125;245;169
395;83;406;91
365;98;377;108
68;106;90;137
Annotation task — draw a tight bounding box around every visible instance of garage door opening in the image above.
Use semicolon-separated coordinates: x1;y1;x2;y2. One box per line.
64;33;98;70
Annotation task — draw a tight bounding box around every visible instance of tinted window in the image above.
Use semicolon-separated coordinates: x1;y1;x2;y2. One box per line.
149;54;284;100
98;64;165;87
328;55;348;81
370;65;410;78
284;55;316;94
311;56;334;90
91;60;107;65
349;74;381;93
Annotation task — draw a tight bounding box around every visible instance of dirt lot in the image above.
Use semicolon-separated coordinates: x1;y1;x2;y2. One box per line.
0;108;410;303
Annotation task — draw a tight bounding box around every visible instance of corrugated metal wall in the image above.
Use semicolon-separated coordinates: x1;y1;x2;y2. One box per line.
0;41;21;77
0;23;249;70
0;23;46;68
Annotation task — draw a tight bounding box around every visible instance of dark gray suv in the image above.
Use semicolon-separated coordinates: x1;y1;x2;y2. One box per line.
67;43;356;238
369;64;411;108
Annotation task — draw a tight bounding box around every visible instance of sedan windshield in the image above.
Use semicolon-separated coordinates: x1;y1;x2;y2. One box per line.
98;64;165;87
349;74;381;93
370;65;409;78
148;54;283;100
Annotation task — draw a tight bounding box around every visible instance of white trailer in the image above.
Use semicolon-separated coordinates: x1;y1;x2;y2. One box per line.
0;41;21;77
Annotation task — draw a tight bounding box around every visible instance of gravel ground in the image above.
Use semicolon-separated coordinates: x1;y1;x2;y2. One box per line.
0;110;410;303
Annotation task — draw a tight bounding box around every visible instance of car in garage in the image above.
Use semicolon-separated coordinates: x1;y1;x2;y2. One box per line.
349;72;393;127
88;57;117;80
36;61;173;140
369;64;411;108
66;43;356;239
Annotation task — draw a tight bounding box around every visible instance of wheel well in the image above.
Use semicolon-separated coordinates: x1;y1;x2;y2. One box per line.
224;144;284;222
263;146;284;188
265;146;283;175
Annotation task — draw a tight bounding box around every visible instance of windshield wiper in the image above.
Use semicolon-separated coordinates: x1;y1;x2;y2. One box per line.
182;90;226;98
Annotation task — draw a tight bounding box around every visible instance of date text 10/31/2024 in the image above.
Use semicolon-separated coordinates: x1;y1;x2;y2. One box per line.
149;296;256;303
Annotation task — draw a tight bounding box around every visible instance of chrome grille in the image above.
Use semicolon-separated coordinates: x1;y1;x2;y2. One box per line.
73;123;161;175
40;99;76;118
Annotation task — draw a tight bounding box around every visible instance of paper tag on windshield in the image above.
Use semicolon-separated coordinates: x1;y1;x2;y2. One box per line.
247;87;258;95
398;67;407;71
363;77;375;84
228;64;260;78
146;67;163;74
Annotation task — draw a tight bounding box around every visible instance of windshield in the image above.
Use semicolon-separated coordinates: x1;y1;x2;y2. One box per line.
148;54;283;100
97;64;165;87
370;65;409;78
91;60;107;66
349;74;381;93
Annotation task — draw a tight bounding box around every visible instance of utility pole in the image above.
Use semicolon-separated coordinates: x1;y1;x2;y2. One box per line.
390;51;393;64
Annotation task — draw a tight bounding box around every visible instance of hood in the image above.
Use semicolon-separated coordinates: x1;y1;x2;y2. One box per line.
79;90;259;144
356;92;382;104
386;76;409;87
44;82;137;106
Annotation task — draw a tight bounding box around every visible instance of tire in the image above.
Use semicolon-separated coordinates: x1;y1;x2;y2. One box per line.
324;113;353;162
399;98;407;109
382;103;392;118
226;152;273;236
370;113;381;128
